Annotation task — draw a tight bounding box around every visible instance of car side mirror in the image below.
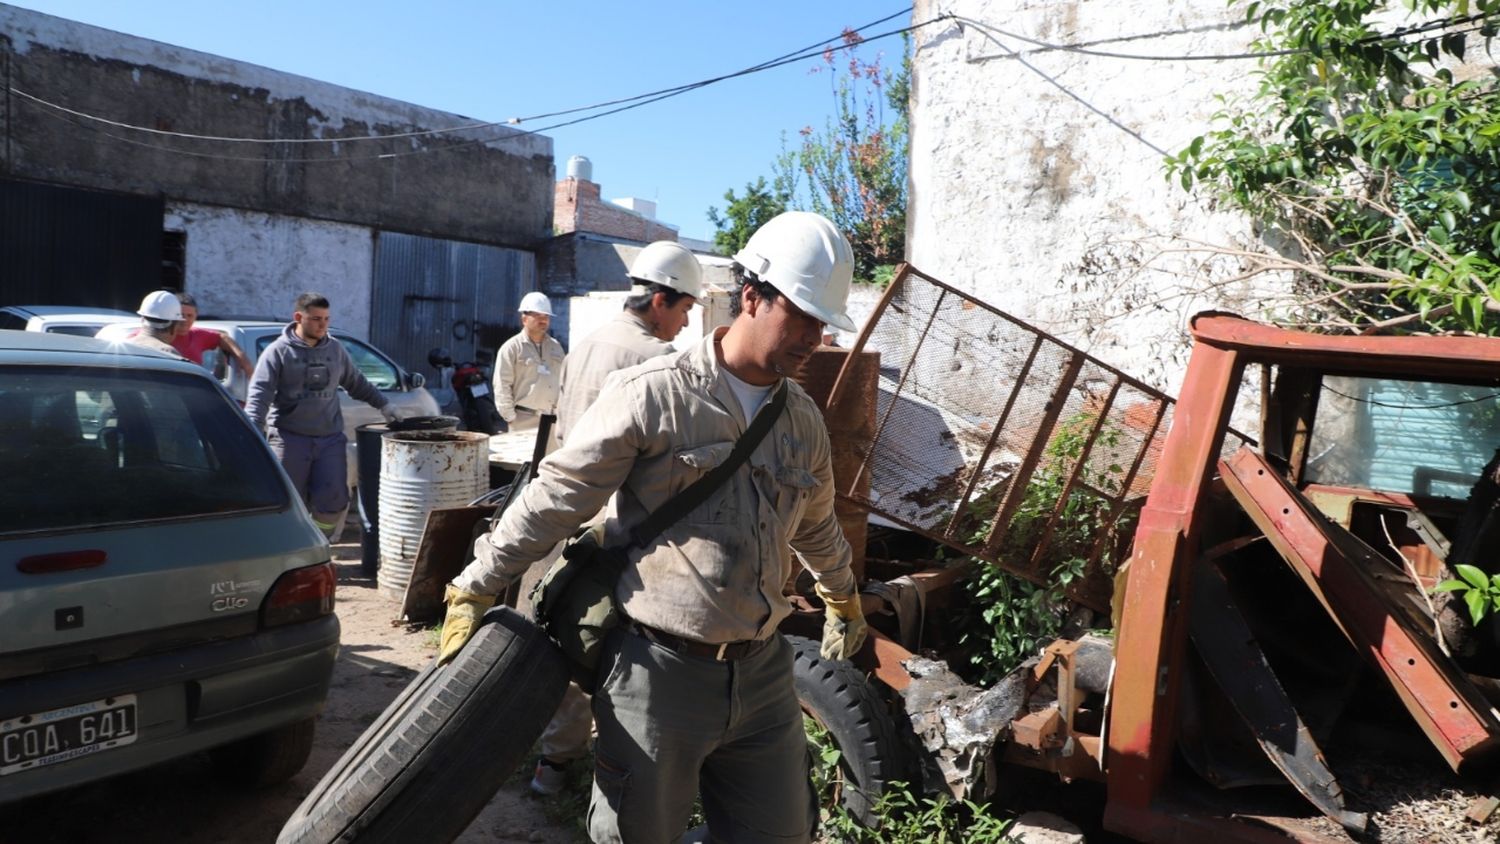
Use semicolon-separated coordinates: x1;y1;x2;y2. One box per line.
406;372;426;389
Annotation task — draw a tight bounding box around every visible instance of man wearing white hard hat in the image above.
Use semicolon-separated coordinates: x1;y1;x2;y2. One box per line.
126;290;189;359
553;241;702;444
441;212;865;843
493;291;565;437
521;240;703;797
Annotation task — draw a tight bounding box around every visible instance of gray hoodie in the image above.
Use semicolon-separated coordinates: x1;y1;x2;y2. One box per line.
245;323;388;437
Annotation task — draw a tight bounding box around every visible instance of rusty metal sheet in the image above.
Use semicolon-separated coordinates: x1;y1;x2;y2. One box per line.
398;505;494;623
1220;446;1500;771
1189;558;1366;833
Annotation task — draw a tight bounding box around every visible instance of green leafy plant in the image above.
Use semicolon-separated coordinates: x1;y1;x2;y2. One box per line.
708;176;790;257
817;782;1016;844
956;414;1132;686
806;717;1016;842
1169;0;1500;334
1435;563;1500;624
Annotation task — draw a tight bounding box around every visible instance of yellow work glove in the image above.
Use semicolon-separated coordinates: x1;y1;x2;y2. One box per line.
815;582;868;661
438;585;495;665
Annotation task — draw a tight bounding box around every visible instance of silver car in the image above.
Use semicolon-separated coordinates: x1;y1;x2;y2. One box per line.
0;305;137;337
97;319;441;492
0;330;338;803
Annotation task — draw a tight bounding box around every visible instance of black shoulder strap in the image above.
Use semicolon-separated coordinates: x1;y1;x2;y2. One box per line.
629;382;788;548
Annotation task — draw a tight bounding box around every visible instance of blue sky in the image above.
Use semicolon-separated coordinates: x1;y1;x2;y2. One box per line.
9;1;912;242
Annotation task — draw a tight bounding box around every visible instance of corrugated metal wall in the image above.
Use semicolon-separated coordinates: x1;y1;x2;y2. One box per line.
371;232;537;381
0;179;165;308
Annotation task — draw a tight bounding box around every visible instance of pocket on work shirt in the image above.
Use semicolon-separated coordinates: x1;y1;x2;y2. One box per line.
671;442;738;525
772;464;819;527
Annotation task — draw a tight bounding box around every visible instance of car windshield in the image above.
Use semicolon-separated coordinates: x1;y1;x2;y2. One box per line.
1304;375;1500;499
0;366;289;533
253;334;400;390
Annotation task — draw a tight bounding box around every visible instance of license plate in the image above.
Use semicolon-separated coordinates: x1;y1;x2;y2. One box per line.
0;694;138;776
470;383;489;397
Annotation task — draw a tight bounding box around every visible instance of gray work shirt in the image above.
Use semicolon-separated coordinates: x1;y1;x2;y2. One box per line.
555;310;674;443
455;328;856;644
244;323;387;437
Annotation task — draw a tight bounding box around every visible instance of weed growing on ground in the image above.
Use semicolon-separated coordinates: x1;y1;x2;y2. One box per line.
806;717;1015;843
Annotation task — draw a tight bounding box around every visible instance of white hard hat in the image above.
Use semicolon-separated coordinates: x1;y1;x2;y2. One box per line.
517;291;554;316
629;241;703;299
732;211;856;332
137;290;183;321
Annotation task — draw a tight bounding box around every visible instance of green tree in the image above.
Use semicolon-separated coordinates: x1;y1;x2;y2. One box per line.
711;31;910;284
707;176;789;257
1170;1;1500;333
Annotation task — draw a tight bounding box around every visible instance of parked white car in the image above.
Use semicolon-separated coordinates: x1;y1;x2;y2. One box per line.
0;305;137;337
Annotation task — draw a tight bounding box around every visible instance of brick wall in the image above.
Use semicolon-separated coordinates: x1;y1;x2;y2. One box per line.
554;177;678;242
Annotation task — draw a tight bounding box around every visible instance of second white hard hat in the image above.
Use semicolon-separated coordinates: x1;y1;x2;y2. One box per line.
137;290;184;321
629;241;703;299
732;211;856;332
517;291;554;316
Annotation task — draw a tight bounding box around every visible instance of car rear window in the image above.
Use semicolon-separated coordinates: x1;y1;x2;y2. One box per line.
0;366;289;534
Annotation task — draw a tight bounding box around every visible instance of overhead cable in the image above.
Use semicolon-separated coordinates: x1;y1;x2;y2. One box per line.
958;10;1492;63
9;7;919;149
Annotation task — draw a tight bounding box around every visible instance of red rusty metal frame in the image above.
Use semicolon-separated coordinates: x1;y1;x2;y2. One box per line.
1192;311;1500;382
981;351;1086;557
1106;312;1500;842
1025;378;1124;573
1106;335;1247;837
944;334;1045;539
1220;447;1500;771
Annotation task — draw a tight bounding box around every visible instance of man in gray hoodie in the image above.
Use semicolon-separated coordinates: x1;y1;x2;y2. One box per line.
246;292;397;535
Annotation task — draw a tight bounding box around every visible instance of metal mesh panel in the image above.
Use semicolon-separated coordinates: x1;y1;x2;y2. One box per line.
830;266;1241;610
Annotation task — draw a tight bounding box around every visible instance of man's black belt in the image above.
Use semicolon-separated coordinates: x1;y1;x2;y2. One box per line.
631;622;771;662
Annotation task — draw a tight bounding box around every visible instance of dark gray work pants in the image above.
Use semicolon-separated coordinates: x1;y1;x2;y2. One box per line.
588;628;815;844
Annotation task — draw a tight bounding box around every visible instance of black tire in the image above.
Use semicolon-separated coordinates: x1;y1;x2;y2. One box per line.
278;606;570;844
211;716;316;788
789;635;912;826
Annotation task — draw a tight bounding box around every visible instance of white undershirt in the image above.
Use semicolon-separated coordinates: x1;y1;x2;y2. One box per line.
721;367;775;422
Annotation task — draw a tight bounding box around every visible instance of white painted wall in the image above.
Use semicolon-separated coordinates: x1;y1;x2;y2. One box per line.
908;0;1284;392
165;203;374;337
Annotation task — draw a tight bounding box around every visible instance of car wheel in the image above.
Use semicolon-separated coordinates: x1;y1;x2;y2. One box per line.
210;716;316;788
790;635;913;826
277;606;570;844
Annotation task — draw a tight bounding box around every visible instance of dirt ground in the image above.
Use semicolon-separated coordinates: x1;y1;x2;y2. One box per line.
0;539;584;844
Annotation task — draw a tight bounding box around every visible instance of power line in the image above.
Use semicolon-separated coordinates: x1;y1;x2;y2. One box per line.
958;11;1492;63
9;8;921;152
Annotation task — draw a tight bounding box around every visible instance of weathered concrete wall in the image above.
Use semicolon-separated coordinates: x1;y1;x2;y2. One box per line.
165;202;374;337
908;0;1280;391
1;5;553;249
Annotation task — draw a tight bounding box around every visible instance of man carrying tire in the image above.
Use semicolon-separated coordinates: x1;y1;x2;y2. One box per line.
441;211;869;844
